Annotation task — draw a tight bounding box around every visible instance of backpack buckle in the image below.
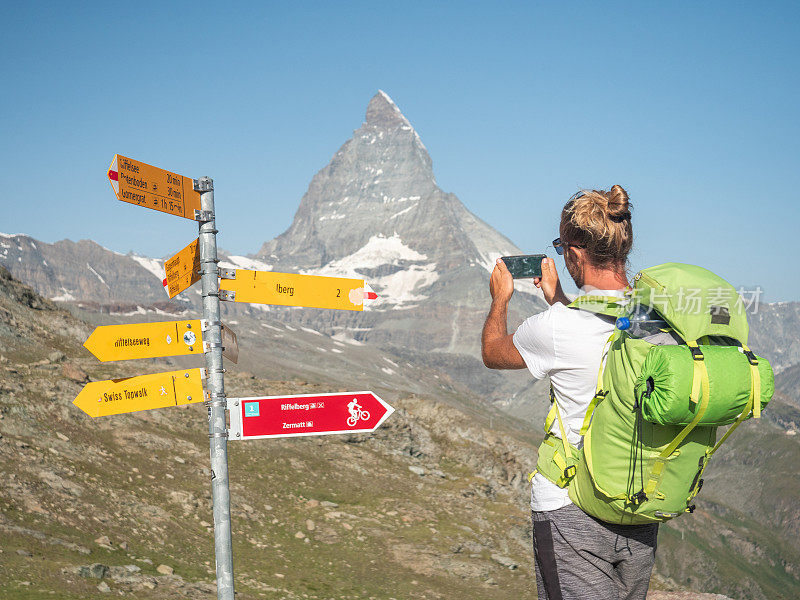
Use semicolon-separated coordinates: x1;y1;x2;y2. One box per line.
562;465;576;479
689;346;704;361
630;490;648;505
742;349;758;366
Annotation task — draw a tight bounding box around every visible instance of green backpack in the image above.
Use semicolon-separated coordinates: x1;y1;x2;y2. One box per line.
534;263;775;524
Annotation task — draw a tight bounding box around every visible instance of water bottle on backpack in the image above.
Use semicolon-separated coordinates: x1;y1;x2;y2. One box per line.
616;304;668;338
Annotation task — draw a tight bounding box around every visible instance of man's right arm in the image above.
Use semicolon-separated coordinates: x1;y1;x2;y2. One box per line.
534;257;570;306
481;259;526;369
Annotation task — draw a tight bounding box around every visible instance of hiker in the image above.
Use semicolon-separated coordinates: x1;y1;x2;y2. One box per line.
481;186;658;599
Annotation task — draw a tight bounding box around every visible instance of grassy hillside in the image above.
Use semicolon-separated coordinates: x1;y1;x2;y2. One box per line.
1;267;797;599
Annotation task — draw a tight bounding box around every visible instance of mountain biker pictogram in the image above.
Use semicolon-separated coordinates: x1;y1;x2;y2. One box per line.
346;398;370;427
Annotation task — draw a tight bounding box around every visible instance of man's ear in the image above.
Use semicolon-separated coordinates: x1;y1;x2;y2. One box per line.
566;245;582;265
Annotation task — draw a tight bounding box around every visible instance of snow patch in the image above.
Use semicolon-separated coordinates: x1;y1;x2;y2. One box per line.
310;233;427;276
305;233;438;307
373;265;439;306
332;332;364;346
219;255;273;271
86;263;108;286
389;204;417;219
319;212;346;221
51;289;76;302
131;255;164;280
113;306;149;316
381;367;395;376
300;326;323;336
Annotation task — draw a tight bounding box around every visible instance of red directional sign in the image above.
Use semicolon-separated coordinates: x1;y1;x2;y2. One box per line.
227;391;394;440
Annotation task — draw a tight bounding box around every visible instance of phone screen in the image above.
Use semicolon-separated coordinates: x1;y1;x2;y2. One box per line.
501;254;546;279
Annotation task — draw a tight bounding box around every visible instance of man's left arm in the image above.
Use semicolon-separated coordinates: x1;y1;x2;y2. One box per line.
482;259;526;370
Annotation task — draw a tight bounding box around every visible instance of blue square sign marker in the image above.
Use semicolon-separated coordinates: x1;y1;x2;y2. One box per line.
244;402;260;417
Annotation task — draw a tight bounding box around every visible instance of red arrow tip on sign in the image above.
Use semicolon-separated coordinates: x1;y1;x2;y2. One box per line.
108;169;118;181
363;283;377;301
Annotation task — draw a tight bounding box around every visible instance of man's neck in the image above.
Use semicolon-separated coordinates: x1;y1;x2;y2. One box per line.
582;265;629;291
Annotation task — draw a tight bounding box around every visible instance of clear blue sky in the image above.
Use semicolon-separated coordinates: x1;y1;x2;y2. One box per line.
2;2;798;300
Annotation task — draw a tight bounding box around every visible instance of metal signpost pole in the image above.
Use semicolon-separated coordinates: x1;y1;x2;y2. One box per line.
195;176;235;600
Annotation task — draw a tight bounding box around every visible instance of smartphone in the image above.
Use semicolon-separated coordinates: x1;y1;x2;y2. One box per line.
500;254;547;279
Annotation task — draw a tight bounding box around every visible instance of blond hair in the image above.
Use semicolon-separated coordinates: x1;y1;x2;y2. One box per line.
559;185;633;270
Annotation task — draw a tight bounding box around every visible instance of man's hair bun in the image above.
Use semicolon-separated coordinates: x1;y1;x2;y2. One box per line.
606;185;631;223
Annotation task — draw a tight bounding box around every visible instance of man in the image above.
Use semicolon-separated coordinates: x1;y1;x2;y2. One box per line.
481;186;657;600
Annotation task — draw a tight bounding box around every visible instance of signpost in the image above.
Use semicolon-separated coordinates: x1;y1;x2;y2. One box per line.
228;391;393;440
73;368;205;418
194;176;236;600
82;153;394;600
219;269;375;311
83;319;238;363
107;154;202;220
163;238;201;298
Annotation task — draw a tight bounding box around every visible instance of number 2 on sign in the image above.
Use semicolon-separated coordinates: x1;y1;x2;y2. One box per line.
336;289;340;297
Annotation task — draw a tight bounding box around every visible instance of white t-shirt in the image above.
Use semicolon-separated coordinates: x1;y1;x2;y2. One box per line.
513;289;624;512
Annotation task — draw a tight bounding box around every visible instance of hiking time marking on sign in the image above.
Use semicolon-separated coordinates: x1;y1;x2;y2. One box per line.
163;238;200;298
218;269;376;311
107;154;202;220
73;368;206;418
227;391;394;440
83;319;239;363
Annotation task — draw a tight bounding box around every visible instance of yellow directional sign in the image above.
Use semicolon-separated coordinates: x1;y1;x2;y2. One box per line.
83;319;239;363
107;154;202;220
73;368;206;418
218;270;369;311
164;238;200;298
84;320;204;362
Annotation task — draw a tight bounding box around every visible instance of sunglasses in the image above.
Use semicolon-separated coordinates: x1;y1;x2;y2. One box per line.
552;237;585;256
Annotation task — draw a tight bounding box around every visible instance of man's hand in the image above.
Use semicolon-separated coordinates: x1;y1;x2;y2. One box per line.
533;257;570;306
482;258;525;370
490;258;514;304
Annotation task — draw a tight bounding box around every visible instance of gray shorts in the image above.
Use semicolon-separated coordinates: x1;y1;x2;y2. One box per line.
532;503;658;600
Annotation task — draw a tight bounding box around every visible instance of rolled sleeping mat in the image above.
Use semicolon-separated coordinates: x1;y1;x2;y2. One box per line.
636;344;774;427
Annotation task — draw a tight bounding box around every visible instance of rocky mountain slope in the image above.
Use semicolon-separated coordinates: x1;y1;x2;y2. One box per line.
2;267;798;599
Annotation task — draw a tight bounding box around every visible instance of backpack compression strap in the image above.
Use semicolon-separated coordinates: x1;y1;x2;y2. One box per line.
544;386;574;473
686;342;762;504
707;343;762;453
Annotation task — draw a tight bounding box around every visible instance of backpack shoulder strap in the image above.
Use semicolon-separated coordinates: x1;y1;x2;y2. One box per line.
568;294;628;318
